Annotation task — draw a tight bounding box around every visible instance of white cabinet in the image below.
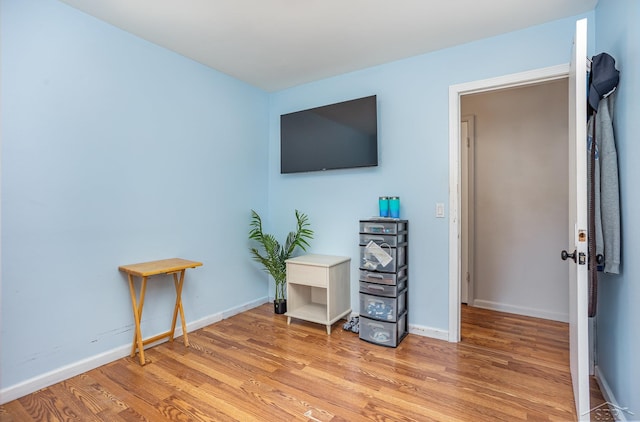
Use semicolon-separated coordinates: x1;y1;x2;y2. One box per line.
285;254;351;334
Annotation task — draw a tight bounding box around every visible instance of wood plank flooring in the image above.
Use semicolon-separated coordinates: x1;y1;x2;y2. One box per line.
0;304;605;421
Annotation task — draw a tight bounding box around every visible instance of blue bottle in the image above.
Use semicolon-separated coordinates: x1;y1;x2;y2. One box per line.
379;197;389;217
389;197;400;218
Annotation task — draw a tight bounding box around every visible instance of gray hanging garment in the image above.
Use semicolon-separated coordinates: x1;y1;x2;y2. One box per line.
586;52;620;317
587;93;621;274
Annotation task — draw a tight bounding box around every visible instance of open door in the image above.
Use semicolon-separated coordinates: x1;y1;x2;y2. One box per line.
565;17;590;420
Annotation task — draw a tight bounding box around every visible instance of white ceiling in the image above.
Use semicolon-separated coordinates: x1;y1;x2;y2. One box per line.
59;0;597;92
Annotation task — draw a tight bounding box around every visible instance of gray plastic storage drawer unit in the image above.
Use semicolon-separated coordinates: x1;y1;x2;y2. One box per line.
359;313;408;347
359;221;406;235
358;218;408;348
358;278;406;297
359;233;406;247
359;289;407;322
359;245;406;273
359;268;406;285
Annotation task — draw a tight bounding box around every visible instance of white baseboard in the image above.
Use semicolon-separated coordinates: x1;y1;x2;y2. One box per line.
349;312;448;342
0;344;132;405
193;296;269;329
0;297;269;405
472;299;569;323
224;297;269;320
408;323;449;341
595;366;633;421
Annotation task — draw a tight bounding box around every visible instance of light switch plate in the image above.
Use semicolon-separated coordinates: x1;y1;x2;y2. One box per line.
436;203;445;218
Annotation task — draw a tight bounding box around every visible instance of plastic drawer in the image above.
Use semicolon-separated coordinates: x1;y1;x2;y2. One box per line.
359;268;406;286
360;245;406;272
359;233;405;247
359;221;406;235
359;313;407;347
359;278;406;297
359;290;406;322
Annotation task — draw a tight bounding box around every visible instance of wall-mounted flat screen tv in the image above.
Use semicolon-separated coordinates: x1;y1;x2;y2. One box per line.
280;95;378;174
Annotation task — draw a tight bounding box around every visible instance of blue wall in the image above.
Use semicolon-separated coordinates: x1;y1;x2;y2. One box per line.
268;13;593;333
1;0;269;390
7;0;632;410
594;0;640;416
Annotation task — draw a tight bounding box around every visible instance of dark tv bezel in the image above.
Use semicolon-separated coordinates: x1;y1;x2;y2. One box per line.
280;95;378;174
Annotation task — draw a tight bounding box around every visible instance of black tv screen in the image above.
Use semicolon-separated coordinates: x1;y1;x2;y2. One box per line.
280;95;378;174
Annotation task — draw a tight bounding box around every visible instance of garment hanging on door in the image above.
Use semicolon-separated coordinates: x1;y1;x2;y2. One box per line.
585;52;620;318
587;93;621;274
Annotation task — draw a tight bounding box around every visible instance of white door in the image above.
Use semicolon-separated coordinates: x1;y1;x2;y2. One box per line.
566;17;590;420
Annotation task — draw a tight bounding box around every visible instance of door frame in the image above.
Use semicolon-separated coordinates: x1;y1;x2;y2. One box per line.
447;64;569;342
460;115;475;305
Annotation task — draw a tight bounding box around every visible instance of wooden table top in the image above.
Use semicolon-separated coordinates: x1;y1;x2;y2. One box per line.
119;258;202;277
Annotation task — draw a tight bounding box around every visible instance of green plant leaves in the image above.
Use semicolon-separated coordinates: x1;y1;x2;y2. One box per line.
248;209;314;301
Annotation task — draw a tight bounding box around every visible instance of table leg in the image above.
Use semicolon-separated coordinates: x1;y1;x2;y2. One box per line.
128;274;148;366
170;270;189;347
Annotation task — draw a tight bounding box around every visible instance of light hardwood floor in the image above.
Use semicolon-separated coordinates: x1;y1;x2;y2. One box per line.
0;304;605;421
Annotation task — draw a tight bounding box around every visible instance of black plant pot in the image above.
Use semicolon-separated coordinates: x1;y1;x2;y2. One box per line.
274;299;287;314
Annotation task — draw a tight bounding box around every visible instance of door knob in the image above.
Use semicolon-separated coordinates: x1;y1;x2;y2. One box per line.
561;249;577;263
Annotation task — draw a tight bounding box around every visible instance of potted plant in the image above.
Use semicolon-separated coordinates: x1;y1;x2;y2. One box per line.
249;209;313;314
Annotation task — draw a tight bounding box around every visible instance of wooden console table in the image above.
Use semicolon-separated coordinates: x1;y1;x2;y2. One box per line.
119;258;202;365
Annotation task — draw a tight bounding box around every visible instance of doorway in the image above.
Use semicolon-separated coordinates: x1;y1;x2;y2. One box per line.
460;79;569;323
448;64;570;342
